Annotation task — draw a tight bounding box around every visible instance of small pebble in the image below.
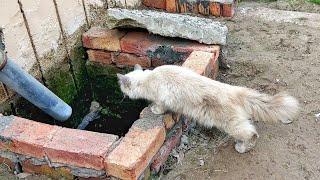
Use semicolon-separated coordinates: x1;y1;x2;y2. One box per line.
199;159;205;166
16;173;31;179
315;113;320;122
181;135;189;145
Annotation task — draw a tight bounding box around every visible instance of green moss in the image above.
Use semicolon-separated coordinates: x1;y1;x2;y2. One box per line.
70;43;89;92
45;64;78;104
85;62;148;136
85;62;132;101
86;61;122;77
310;0;320;4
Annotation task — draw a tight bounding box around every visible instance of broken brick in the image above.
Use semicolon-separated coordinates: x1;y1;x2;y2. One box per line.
0;116;61;159
105;118;165;179
166;0;177;12
222;3;235;17
143;0;166;9
114;53;151;68
44;128;118;170
82;27;126;51
210;2;221;17
182;50;219;78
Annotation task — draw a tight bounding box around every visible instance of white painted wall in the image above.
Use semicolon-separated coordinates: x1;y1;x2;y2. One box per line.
0;0;141;72
0;0;141;103
0;0;36;72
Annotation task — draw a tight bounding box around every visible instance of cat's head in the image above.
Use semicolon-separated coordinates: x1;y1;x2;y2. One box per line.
117;64;147;99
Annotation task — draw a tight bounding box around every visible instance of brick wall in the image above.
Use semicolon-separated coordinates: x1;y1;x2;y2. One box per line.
83;28;220;70
142;0;237;17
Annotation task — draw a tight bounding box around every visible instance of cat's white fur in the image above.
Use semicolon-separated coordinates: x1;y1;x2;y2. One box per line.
117;64;299;153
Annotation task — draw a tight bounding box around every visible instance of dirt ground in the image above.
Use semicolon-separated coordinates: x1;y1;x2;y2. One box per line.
164;1;320;180
1;1;320;180
266;0;320;13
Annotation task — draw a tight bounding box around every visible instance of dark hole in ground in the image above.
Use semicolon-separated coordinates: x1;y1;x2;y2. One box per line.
9;29;203;136
14;63;148;137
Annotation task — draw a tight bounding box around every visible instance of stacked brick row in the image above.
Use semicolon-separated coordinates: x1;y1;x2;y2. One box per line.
143;0;237;17
82;27;220;78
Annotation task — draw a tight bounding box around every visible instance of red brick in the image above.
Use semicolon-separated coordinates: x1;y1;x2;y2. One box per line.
105;118;165;180
0;116;61;159
114;53;151;68
222;3;235;17
87;50;113;65
82;27;126;51
120;32;163;56
21;159;74;180
120;32;219;65
209;2;221;17
44;128;118;170
173;43;220;54
143;0;166;9
151;126;182;173
182;51;219;77
166;0;177;12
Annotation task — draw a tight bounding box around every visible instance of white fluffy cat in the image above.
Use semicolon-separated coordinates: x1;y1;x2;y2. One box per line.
117;64;299;153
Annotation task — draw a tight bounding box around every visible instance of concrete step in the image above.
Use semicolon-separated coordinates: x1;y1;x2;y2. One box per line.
107;8;228;45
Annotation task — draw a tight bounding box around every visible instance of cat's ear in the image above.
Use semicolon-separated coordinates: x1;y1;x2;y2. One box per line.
117;73;130;88
134;64;142;71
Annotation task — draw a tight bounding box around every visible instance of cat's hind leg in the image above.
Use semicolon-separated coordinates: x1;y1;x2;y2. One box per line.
151;103;166;114
225;119;259;153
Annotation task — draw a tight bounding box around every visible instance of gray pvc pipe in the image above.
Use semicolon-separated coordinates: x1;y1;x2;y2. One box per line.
0;50;72;121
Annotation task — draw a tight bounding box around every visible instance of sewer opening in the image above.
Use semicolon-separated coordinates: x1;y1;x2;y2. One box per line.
14;63;148;137
9;28;204;137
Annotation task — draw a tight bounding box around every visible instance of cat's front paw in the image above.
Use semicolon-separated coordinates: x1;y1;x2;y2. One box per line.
235;141;247;153
280;118;293;124
151;104;165;115
235;140;256;154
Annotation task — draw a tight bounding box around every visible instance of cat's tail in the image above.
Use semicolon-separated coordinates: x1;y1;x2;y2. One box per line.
244;91;299;124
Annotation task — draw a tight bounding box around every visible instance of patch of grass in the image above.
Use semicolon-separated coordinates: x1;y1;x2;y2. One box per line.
309;0;320;4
